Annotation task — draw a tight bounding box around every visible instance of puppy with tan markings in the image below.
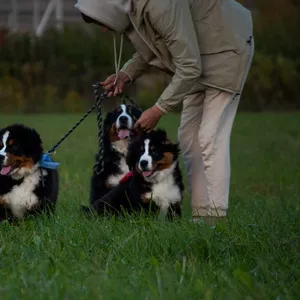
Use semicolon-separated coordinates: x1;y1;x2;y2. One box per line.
90;129;184;220
81;104;142;214
0;124;59;222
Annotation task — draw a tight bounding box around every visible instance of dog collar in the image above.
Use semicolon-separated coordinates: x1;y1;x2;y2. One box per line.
119;171;134;183
39;153;60;170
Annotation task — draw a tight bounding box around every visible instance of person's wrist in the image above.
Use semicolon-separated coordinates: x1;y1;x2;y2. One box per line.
152;105;165;116
119;71;130;83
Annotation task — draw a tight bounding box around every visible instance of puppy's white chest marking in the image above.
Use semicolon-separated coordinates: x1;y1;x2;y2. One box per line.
3;169;46;219
111;140;128;155
144;164;181;211
107;157;129;187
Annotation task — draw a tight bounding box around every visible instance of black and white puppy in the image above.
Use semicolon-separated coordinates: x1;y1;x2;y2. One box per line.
0;124;59;222
91;129;184;220
88;104;142;208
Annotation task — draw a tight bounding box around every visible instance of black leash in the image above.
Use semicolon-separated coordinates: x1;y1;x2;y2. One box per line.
40;84;108;185
92;83;106;175
42;82;142;177
46;83;109;156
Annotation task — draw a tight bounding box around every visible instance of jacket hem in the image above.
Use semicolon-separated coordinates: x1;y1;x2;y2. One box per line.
198;80;240;95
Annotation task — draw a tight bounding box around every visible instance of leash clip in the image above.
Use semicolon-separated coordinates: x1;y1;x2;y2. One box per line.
40;153;60;170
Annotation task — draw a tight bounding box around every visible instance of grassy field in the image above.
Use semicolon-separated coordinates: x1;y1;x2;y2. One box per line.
0;112;299;299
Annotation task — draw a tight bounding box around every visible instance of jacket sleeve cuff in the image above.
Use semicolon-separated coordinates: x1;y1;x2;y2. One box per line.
119;70;133;85
120;57;149;82
156;99;171;114
120;67;135;83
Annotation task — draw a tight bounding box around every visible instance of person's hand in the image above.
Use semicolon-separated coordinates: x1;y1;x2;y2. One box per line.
100;72;130;97
134;106;165;132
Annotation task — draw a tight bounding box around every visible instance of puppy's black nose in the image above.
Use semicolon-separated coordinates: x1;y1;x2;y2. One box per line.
140;160;148;169
0;155;4;166
119;116;128;123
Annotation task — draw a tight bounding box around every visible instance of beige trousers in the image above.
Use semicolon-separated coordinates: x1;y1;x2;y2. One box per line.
178;87;240;217
178;36;254;218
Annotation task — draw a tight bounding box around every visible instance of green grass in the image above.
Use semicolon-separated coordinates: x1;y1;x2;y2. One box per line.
0;112;300;299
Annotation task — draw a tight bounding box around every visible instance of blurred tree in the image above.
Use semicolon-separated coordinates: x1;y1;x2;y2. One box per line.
0;0;299;113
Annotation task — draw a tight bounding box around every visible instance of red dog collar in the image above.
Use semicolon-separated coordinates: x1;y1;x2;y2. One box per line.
119;171;134;183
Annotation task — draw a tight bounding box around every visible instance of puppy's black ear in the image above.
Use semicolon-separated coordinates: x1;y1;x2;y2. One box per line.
172;142;180;158
163;137;173;145
155;128;167;141
126;139;139;171
125;148;134;171
155;128;173;145
132;106;143;119
129;127;143;140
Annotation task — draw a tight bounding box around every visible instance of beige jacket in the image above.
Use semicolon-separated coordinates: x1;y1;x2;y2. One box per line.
122;0;253;112
75;0;254;113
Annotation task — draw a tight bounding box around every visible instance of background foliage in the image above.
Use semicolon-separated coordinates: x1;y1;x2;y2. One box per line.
0;0;299;113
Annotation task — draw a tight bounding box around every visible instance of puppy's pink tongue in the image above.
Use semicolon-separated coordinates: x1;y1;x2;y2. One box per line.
0;166;12;176
118;129;130;140
142;170;153;177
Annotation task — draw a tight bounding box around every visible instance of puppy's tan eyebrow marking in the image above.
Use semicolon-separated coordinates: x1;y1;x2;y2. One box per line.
156;152;174;170
9;140;14;146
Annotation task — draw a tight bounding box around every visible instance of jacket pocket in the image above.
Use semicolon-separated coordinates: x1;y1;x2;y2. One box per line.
195;21;238;55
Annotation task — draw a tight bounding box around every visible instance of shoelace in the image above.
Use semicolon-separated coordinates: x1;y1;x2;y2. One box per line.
112;32;124;85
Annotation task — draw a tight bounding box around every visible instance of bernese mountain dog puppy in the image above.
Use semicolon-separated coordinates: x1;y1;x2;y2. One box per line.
88;104;142;208
0;124;59;222
90;129;184;220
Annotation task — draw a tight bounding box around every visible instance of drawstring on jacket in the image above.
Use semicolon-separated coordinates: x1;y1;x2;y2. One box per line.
112;32;124;85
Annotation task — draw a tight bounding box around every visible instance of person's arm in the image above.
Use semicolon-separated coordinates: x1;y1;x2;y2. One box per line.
147;0;202;113
120;52;150;83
